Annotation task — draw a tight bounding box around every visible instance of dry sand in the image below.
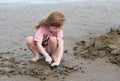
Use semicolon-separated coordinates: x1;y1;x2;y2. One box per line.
0;1;120;81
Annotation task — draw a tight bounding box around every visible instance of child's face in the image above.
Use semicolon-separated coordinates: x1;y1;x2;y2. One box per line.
50;26;61;33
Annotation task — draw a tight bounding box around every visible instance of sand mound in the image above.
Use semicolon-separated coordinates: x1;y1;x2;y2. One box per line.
73;27;120;66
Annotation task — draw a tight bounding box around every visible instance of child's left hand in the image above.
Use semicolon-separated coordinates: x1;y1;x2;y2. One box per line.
51;61;60;66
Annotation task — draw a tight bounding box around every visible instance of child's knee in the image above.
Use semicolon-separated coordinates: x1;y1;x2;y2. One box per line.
26;36;34;44
49;36;57;43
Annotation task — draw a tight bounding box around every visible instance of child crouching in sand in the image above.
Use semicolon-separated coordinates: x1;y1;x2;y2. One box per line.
26;12;65;68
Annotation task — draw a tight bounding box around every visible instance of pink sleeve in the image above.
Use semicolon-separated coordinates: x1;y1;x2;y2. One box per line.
57;30;64;47
34;27;43;43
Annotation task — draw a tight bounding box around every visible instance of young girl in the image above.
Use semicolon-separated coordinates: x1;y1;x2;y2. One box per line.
26;12;65;67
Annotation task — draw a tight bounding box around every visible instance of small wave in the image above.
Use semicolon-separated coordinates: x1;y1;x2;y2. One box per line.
0;0;87;4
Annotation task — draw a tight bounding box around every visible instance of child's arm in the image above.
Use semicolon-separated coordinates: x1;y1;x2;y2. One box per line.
51;30;64;66
51;45;64;66
57;30;64;64
36;41;52;64
57;45;64;63
34;27;52;64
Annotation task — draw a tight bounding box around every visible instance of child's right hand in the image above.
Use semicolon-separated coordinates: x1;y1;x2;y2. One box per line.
45;56;52;64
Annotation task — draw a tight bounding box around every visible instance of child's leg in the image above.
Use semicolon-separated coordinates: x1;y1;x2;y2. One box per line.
47;36;58;62
26;36;40;62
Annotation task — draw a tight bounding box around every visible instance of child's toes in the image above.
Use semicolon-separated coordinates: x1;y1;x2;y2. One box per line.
30;57;39;62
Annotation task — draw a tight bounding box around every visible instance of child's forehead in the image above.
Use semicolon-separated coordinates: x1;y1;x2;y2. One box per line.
51;26;62;29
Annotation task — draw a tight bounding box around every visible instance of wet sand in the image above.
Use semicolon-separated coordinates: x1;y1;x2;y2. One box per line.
0;1;120;81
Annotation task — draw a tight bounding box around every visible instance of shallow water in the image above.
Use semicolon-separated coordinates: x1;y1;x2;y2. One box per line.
0;0;120;4
0;0;86;4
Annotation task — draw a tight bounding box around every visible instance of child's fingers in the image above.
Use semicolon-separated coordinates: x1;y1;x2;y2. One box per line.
49;61;52;64
45;57;52;64
46;60;51;64
51;63;55;66
51;62;57;66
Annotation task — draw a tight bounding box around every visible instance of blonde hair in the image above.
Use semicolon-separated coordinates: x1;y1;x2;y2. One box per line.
35;12;65;29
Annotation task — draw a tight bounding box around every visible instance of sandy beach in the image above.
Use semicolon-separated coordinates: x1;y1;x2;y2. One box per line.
0;1;120;81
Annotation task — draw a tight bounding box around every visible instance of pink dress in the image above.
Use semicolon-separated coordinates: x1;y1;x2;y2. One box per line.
34;26;64;47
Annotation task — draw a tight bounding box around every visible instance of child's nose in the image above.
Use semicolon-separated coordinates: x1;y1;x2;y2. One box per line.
57;29;60;32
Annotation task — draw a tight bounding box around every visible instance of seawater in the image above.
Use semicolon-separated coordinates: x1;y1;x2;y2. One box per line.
0;0;87;4
0;0;119;4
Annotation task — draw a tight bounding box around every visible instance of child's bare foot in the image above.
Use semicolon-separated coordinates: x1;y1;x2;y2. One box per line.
30;57;40;62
